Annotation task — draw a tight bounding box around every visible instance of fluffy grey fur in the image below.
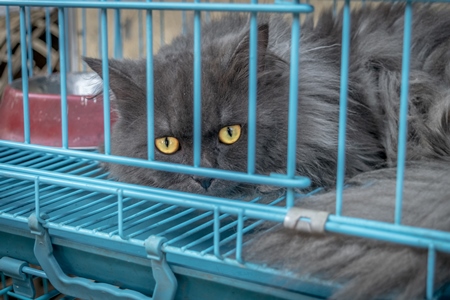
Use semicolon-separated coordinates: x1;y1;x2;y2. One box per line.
243;160;450;299
85;3;450;196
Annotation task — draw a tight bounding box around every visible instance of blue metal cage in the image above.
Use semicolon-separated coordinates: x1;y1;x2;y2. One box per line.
0;0;449;299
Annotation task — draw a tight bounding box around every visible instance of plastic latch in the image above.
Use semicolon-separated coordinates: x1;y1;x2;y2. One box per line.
144;236;177;300
284;207;330;234
144;236;166;261
28;213;149;299
0;257;36;298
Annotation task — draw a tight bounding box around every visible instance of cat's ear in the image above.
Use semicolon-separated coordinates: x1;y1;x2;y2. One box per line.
83;57;145;119
83;57;140;98
229;24;269;72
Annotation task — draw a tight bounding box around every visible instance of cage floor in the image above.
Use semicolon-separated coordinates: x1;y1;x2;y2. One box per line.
0;146;282;254
0;146;336;299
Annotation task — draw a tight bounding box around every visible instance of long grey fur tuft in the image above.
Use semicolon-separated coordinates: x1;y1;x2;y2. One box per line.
244;160;450;299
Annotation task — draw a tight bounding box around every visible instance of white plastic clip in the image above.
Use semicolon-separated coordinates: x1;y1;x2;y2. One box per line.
283;208;330;234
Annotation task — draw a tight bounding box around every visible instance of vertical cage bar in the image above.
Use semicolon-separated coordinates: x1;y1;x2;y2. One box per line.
5;6;13;83
286;4;301;208
138;9;143;57
26;7;33;77
335;0;351;216
426;244;436;299
182;0;187;35
193;2;202;167
20;6;30;144
118;189;124;238
146;2;155;160
64;8;69;72
43;278;48;293
160;8;165;46
45;7;52;75
235;211;244;263
82;8;87;71
114;2;123;58
101;6;111;155
247;5;258;175
34;177;41;221
58;8;69;149
213;208;220;258
333;0;337;16
395;2;412;225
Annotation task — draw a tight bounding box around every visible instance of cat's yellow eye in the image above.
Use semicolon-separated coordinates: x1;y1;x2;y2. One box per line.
155;137;180;154
219;125;241;145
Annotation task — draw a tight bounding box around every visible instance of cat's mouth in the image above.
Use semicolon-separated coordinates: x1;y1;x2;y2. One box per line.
170;176;245;197
185;176;268;198
188;177;232;196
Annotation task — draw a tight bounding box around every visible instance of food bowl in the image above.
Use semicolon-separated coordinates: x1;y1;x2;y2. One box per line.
0;72;116;149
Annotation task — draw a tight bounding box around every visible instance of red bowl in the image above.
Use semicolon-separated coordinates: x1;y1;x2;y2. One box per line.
0;72;116;149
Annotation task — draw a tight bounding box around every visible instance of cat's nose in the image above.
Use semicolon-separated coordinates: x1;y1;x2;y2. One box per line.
193;177;214;190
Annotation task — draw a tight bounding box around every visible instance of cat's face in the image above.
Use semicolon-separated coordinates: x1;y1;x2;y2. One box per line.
85;24;290;196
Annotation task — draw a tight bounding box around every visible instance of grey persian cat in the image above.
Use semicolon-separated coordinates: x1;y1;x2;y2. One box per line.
84;3;450;299
85;3;450;196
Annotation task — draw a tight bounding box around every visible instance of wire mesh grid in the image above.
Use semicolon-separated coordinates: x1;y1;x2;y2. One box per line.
0;146;291;262
0;145;331;298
